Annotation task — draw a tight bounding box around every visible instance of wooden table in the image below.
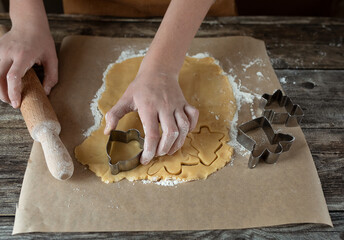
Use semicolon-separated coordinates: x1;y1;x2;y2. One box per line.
0;14;343;239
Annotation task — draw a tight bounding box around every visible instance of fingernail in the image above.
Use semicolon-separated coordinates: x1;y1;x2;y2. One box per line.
44;87;51;95
141;155;150;165
12;101;19;108
104;123;110;134
141;159;149;165
141;151;154;164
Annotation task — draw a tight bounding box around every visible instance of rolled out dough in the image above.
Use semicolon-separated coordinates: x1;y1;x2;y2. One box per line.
74;56;236;183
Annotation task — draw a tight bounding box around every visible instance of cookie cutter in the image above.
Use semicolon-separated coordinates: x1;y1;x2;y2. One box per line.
262;89;304;127
106;129;144;175
237;116;295;168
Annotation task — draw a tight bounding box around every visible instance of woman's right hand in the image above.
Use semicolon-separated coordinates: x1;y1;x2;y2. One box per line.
0;24;58;108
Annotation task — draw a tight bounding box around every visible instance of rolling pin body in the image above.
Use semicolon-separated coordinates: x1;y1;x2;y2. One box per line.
20;69;74;180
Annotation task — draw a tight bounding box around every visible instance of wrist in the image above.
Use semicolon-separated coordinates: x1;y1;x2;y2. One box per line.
136;59;180;84
10;0;50;32
139;53;182;78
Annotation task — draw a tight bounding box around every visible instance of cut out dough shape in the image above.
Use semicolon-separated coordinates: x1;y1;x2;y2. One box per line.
148;149;199;176
75;56;236;183
189;127;224;166
181;137;199;157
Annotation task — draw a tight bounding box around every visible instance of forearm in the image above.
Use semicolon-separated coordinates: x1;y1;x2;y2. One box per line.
10;0;49;31
141;0;215;75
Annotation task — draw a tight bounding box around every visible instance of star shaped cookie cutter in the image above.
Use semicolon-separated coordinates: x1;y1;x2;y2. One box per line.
262;89;304;127
237;116;295;168
106;129;144;175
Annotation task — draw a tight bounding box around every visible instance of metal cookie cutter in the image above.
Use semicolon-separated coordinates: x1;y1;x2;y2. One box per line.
237;116;295;168
106;129;144;175
262;89;304;127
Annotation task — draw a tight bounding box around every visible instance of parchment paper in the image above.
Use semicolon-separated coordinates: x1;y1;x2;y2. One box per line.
13;36;332;234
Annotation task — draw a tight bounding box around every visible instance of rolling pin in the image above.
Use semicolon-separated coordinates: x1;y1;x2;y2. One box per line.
0;26;74;180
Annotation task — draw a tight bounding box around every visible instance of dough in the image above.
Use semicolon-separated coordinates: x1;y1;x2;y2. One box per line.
75;56;236;183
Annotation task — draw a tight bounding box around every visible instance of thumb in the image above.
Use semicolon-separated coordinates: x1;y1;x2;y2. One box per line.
6;58;32;108
42;54;58;95
104;96;134;135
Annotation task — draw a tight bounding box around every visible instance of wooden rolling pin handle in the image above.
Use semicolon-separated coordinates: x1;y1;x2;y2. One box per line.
20;69;74;181
35;126;74;180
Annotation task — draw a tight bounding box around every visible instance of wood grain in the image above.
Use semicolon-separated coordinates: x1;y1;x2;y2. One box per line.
1;14;343;69
0;14;343;238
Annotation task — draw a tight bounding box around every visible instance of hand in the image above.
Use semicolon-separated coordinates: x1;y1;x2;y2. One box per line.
104;67;199;165
0;25;57;108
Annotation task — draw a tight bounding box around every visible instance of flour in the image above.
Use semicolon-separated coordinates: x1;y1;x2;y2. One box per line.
224;69;257;158
83;66;109;137
256;71;264;81
189;52;212;58
241;58;265;72
279;77;287;84
141;178;186;186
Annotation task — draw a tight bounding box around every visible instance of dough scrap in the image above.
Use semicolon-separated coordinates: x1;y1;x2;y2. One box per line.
75;56;236;183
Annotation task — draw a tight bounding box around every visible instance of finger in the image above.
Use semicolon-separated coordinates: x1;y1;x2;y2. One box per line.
156;111;179;157
0;59;12;103
104;97;133;135
139;109;160;165
7;58;33;108
42;54;58;95
168;109;190;155
184;105;199;131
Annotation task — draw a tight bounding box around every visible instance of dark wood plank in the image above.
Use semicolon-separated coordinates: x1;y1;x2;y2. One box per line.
0;178;22;217
315;153;344;211
0;14;343;69
48;16;344;70
275;70;344;129
0;211;343;239
0;102;25;128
